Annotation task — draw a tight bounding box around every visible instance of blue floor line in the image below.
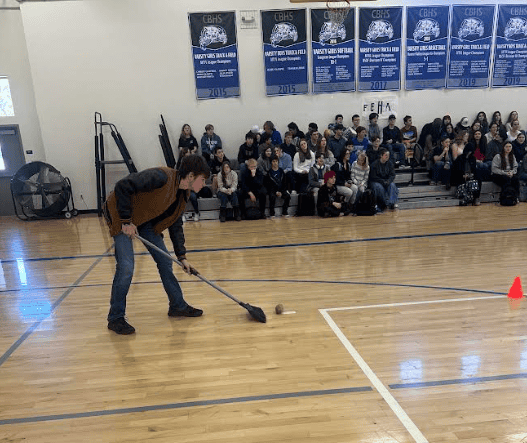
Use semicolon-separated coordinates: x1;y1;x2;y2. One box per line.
2;226;526;264
390;372;527;389
0;386;372;426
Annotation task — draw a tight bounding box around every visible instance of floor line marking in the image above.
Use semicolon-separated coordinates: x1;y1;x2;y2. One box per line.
320;309;429;443
0;246;113;369
2;226;526;264
0;386;372;426
324;294;506;312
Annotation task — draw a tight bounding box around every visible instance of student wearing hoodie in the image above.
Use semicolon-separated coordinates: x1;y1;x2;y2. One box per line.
308;152;330;204
317;170;351;217
200;124;222;161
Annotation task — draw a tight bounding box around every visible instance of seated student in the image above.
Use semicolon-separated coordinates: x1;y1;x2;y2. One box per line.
249;125;262;146
308;152;330;202
486;122;504;146
506;111;520;132
351;126;369;153
287;122;306;147
316;170;351;217
328;123;347;159
281;131;298;161
293;139;315;193
200;124;222;161
315;136;335;167
259;132;275;156
451;131;469;161
418;117;442;167
275;145;294;193
455;117;470;134
257;146;273;176
517;152;527;183
451;144;482;206
367;136;382;166
344;139;358;165
239;158;267;219
440;114;451;134
217;161;241;222
265;155;291;218
307;130;321;152
369;148;399;211
177;147;202;221
441;123;455;141
328;114;344;131
263;120;282;146
237;133;259;172
344;114;361;140
506;120;523;142
382;114;406;167
430;137;453;189
331;149;356;204
350;151;370;200
209;147;229;194
491;111;508;141
401;115;418;149
474;111;489;134
491;141;519;193
512;132;527;164
306;122;319;139
178;124;198;155
470;121;482;138
465;129;489;182
368;113;382;141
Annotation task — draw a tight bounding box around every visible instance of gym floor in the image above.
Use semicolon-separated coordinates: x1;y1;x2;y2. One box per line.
0;205;526;442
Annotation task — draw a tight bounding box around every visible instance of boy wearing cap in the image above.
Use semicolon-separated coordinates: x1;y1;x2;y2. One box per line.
316;170;351;217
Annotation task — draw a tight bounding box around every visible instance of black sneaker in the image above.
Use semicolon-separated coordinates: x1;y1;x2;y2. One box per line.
168;305;203;317
108;317;135;335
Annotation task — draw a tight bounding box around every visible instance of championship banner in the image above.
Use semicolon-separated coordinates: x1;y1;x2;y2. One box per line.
311;8;355;94
189;11;240;100
261;9;308;96
492;4;527;88
358;7;402;92
447;5;495;89
406;5;450;90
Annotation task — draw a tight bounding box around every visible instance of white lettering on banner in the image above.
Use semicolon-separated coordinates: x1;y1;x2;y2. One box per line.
418;8;438;18
203;14;222;24
274;12;294;22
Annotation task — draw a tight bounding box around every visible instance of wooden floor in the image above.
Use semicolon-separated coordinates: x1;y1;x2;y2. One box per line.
1;205;527;442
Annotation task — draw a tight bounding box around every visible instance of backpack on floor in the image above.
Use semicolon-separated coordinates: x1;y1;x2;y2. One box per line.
500;184;518;206
353;189;377;216
244;205;262;220
296;192;316;216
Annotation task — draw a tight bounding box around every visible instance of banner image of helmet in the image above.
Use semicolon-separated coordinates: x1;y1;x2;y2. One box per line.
189;11;240;100
447;5;495;89
310;8;355;94
261;9;308;96
406;5;450;91
492;4;527;88
358;7;402;92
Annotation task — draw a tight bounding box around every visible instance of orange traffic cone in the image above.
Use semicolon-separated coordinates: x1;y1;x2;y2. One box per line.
508;276;523;299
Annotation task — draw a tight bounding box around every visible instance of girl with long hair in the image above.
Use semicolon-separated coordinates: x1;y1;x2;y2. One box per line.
217;161;240;222
178;124;198;154
491;141;519;194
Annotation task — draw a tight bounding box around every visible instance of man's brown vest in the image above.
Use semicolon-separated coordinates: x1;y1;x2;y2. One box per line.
103;167;188;237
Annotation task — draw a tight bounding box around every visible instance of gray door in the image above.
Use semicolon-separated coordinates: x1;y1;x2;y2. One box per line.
0;125;26;216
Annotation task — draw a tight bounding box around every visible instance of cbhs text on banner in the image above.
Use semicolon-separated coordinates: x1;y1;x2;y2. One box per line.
406;5;450;90
358;7;402;92
189;11;240;100
311;8;355;94
261;9;308;96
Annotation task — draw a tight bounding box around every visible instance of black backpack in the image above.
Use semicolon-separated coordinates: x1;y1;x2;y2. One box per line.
353;189;377;216
500;184;518;206
296;193;316;216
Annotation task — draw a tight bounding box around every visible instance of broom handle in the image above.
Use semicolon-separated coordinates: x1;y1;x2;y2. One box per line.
136;235;242;305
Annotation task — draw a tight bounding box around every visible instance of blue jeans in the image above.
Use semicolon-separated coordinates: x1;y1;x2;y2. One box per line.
370;182;399;209
108;222;187;321
431;161;451;184
189;191;199;213
217;190;239;208
386;143;406;163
